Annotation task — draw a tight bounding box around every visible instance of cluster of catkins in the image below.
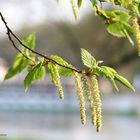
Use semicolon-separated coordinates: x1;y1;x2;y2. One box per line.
52;64;102;132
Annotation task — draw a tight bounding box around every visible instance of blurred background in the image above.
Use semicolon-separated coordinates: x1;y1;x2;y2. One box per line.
0;0;140;140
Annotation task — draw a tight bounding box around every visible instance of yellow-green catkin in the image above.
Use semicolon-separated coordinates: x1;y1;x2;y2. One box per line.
90;75;102;132
129;4;140;56
53;64;64;100
73;71;86;125
70;0;79;20
81;71;96;126
131;17;140;56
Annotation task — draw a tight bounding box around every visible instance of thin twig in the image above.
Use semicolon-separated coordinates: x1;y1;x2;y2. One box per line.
0;11;81;73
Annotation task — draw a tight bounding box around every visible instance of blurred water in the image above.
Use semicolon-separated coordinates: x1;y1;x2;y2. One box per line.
0;84;140;140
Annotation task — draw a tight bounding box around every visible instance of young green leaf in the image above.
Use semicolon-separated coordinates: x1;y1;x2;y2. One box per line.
50;55;73;76
107;22;126;37
98;10;133;44
22;32;36;59
81;48;96;68
101;66;116;75
78;0;83;8
5;33;36;80
23;32;36;50
111;10;130;22
96;66;116;79
95;66;135;91
95;66;120;91
5;54;29;80
111;79;119;91
107;21;134;45
24;62;45;92
115;74;135;91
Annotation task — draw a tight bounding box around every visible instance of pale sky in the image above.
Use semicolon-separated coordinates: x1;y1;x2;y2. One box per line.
0;0;92;37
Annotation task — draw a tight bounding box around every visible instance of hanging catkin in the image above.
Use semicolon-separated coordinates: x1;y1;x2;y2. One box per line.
73;71;86;124
131;17;140;56
53;64;64;99
129;4;140;56
90;75;102;132
70;0;79;20
81;71;96;126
